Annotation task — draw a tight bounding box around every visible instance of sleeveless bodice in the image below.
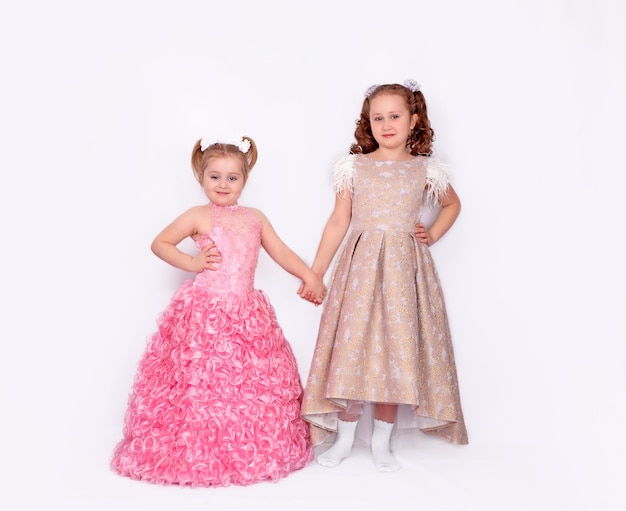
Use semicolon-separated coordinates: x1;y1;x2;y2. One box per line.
193;203;262;295
111;201;313;487
351;154;427;232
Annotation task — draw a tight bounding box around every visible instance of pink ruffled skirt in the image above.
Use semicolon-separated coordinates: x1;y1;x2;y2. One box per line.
111;281;313;486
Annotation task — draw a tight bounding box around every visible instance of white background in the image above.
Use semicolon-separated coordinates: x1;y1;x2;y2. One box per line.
1;1;624;510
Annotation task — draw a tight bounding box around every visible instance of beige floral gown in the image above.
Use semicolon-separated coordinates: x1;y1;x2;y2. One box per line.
301;153;468;446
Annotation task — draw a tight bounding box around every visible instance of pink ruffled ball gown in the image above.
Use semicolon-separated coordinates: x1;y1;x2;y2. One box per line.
111;203;313;487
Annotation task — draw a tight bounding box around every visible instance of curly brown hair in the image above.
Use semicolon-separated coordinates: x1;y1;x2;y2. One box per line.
190;136;258;185
350;84;435;156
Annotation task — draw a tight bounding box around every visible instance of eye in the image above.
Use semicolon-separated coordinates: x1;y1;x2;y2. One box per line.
391;114;400;120
228;176;238;182
209;175;219;180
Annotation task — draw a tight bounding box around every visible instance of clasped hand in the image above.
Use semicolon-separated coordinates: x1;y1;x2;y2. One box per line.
297;275;327;307
192;244;326;306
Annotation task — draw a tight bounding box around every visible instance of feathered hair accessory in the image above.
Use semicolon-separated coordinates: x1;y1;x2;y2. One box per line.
200;136;250;153
364;79;421;97
364;84;380;97
403;79;421;93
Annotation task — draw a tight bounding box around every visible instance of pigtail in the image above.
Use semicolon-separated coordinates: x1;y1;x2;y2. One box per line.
191;139;205;184
355;81;435;156
241;136;258;172
407;90;435;156
191;136;258;184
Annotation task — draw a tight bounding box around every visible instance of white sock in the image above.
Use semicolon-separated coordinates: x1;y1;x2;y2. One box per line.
317;419;358;468
371;419;401;472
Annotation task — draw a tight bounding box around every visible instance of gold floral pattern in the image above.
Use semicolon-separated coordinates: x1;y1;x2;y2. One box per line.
302;154;468;445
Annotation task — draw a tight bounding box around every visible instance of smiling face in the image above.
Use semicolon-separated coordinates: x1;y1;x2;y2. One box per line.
201;155;245;206
369;93;418;157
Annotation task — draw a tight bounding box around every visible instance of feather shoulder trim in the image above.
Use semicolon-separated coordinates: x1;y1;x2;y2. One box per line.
425;154;451;206
332;154;355;198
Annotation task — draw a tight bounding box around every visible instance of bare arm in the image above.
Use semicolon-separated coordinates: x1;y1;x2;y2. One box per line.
252;209;326;304
310;194;352;279
415;185;461;246
151;205;221;272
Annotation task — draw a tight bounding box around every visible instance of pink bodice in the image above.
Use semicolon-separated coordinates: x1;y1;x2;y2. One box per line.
193;203;262;295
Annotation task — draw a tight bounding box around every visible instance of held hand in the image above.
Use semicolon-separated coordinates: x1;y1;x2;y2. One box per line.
297;276;327;306
191;243;222;272
414;222;434;246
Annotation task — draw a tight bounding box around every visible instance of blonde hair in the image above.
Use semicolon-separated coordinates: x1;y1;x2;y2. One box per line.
190;136;258;184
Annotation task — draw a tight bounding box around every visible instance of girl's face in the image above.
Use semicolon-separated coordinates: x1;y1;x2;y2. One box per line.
369;93;418;153
202;155;245;206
